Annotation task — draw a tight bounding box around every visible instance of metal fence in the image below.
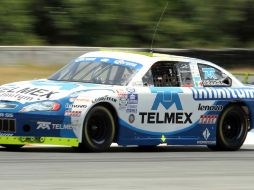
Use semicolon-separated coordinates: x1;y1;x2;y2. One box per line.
234;73;254;84
0;46;253;67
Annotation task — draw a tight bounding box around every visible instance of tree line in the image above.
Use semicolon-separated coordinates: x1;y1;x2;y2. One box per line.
0;0;253;48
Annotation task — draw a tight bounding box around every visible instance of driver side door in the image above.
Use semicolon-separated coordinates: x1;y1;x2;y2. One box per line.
135;61;199;136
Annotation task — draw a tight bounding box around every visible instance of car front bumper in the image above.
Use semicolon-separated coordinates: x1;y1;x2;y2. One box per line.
0;111;79;147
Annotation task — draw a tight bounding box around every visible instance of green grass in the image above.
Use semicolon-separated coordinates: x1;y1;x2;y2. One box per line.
0;64;63;85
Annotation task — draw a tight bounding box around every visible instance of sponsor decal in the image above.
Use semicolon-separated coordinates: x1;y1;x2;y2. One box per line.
178;63;189;69
114;59;125;65
0;87;58;98
37;121;51;130
126;88;135;93
0;93;33;101
139;112;192;124
92;95;117;104
199;115;217;124
202;68;217;79
203;80;227;87
69;97;90;103
151;88;183;110
119;100;127;110
203;128;210;140
126;104;137;113
37;121;76;130
84;57;96;61
128;114;135;123
119;92;138;113
119;93;128;110
0;113;13;118
198;81;203;87
65;104;87;109
193;77;202;87
0;133;14;136
76;57;142;70
161;135;166;142
192;88;254;100
75;57;95;62
114;59;138;68
127;93;138;104
64;110;82;117
198;104;223;111
117;89;138;112
52;124;76;130
140;88;193;124
100;58;109;62
197;140;216;145
116;89;125;94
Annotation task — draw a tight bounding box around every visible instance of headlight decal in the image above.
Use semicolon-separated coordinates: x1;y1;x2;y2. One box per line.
20;101;61;112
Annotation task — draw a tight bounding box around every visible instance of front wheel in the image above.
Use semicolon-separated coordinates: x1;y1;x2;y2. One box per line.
208;105;248;151
79;106;115;152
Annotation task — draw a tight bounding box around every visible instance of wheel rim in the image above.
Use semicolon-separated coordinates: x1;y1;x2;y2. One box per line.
222;111;244;142
87;112;110;145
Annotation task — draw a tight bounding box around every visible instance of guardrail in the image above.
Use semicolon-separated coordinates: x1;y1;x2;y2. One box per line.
0;46;253;67
233;73;254;84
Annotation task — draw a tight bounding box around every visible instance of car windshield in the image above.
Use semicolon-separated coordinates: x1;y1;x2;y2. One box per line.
48;57;142;85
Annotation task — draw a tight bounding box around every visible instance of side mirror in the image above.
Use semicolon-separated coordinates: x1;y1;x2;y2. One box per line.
222;77;232;85
143;82;148;87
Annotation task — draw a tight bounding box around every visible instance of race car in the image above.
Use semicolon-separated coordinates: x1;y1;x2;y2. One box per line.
0;50;252;151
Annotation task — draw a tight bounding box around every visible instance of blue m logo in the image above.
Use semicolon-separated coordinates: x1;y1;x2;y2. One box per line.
151;88;183;110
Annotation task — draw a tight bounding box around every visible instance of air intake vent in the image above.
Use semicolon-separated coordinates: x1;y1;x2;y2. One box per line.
0;119;16;132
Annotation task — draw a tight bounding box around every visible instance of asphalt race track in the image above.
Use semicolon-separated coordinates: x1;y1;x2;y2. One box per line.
0;145;254;190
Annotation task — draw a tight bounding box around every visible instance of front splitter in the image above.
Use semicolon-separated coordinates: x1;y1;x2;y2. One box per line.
0;136;79;147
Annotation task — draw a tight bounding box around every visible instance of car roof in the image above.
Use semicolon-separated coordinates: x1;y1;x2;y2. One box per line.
79;51;205;67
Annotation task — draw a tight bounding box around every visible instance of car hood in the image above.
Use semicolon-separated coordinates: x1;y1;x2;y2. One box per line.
0;79;114;103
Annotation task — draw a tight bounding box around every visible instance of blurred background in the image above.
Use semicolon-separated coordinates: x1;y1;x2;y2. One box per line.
1;0;253;47
0;0;253;83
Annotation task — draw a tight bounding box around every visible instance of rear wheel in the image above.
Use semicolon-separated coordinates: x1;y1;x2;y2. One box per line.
208;105;248;151
79;106;115;152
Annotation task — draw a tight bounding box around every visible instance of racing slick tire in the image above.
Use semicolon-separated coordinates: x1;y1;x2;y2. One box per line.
1;145;23;150
79;106;115;152
208;105;248;151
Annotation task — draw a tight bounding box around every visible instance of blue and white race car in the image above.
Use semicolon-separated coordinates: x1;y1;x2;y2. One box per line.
0;51;252;151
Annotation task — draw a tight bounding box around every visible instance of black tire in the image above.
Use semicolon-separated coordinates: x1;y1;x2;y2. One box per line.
208;105;248;151
79;106;115;152
1;145;23;150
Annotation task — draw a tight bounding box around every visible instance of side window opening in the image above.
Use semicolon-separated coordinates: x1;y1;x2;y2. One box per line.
152;62;179;87
198;64;232;87
142;61;193;87
175;62;194;87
